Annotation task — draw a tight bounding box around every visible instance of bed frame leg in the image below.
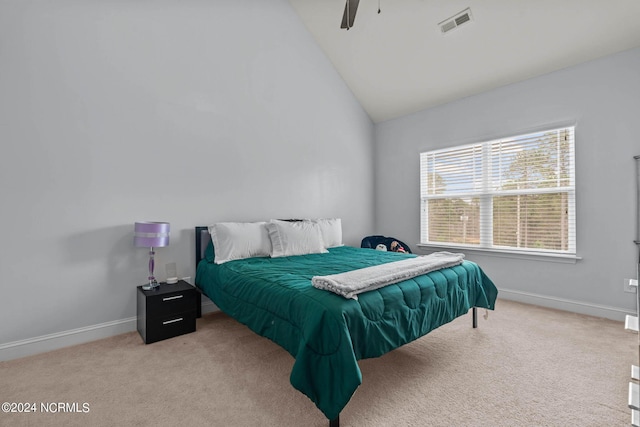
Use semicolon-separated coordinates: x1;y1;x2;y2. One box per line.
329;414;340;427
472;307;477;328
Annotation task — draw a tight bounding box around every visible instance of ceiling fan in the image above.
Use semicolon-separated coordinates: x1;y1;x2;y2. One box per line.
340;0;360;30
340;0;380;30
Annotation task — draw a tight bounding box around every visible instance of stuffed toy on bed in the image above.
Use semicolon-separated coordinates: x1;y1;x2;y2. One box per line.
389;241;406;253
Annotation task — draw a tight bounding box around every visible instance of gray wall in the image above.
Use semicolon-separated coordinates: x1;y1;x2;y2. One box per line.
0;0;374;346
375;47;640;317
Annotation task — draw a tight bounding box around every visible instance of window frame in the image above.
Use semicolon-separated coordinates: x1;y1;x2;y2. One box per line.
419;125;578;261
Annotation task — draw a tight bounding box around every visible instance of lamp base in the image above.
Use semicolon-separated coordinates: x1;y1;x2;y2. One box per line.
142;280;160;291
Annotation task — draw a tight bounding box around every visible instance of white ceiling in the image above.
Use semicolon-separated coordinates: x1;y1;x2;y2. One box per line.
287;0;640;123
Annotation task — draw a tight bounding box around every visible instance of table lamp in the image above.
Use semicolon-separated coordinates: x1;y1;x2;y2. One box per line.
134;221;170;290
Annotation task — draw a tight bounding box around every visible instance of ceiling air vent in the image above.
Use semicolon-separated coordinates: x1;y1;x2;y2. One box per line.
439;8;473;34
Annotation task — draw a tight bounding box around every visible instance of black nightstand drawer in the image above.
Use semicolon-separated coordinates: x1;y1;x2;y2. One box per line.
145;289;196;316
142;310;196;344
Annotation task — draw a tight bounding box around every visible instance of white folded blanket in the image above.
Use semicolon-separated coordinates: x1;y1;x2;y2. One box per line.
312;251;465;299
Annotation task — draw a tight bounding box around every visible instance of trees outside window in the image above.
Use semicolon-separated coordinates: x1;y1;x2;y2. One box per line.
420;126;575;254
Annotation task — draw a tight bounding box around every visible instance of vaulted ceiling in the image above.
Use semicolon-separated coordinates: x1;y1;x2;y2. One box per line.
288;0;640;123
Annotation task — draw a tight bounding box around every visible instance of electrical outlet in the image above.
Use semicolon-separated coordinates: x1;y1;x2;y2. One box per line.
624;278;639;293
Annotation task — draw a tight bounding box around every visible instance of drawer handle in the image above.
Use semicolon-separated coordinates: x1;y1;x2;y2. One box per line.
163;295;184;302
163;317;183;325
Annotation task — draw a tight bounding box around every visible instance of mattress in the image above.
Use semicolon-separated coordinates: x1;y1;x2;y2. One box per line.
195;245;498;420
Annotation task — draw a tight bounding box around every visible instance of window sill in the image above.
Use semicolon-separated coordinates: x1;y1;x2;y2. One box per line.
416;243;582;264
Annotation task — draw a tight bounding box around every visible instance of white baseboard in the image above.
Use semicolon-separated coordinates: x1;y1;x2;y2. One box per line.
0;317;137;362
0;301;220;362
1;292;628;362
498;288;634;321
200;300;219;315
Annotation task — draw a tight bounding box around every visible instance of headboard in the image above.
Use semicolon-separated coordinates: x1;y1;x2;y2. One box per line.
195;226;210;270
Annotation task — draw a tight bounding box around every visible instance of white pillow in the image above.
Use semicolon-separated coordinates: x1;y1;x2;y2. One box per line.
266;220;329;257
208;222;272;264
313;218;343;248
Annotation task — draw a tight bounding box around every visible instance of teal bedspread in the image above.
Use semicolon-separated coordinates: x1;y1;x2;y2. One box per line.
195;246;497;420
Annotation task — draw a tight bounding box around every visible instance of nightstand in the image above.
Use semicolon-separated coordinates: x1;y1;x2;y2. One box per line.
136;280;201;344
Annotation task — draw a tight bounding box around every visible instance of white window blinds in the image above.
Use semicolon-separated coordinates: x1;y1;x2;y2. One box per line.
420;126;576;254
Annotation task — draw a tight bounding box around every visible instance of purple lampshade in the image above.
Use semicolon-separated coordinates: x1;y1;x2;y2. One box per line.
134;222;170;248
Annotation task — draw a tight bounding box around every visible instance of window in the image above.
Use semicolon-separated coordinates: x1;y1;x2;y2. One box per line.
420;126;576;255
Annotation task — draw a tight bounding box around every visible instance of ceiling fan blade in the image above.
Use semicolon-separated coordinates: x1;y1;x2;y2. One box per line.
340;0;360;29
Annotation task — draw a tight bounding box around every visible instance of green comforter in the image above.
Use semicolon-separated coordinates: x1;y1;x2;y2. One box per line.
195;246;497;420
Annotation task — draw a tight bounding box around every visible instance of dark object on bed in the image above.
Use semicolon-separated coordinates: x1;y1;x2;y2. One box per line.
361;234;412;253
194;226;496;426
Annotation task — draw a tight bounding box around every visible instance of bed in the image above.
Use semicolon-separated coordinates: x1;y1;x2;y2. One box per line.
194;224;498;426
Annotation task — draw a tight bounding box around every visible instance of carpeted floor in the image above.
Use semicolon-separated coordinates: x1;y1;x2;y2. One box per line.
0;299;635;427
